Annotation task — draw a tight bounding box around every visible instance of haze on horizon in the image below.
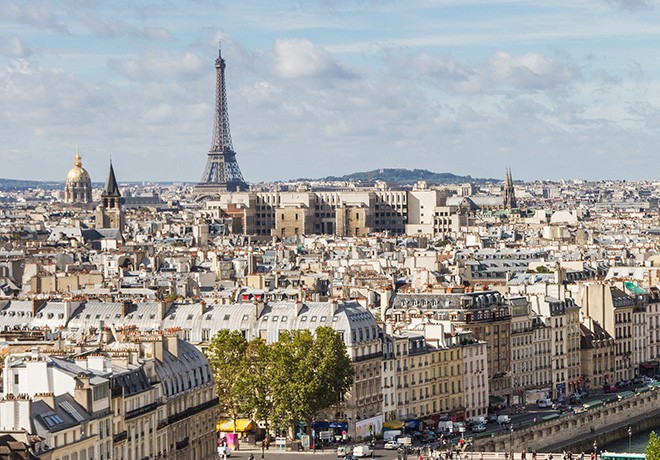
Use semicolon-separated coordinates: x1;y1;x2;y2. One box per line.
1;0;659;184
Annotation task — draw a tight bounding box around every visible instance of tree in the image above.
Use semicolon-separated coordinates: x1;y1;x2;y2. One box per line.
268;327;354;439
236;338;274;434
206;329;249;433
647;431;660;460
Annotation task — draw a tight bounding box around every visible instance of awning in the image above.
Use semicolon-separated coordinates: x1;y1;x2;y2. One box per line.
383;420;404;430
404;419;420;430
328;422;348;430
216;419;254;432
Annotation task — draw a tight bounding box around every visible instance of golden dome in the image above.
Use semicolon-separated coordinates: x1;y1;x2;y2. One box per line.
66;150;91;183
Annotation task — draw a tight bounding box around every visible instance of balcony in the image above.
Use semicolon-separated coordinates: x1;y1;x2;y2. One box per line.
113;430;128;443
175;437;190;450
168;399;219;425
126;402;159;420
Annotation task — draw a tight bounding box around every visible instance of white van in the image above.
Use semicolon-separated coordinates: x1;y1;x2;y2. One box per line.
538;398;552;408
353;444;373;458
497;415;511;425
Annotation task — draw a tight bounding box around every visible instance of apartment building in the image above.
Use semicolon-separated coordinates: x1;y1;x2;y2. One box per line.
580;319;616;389
509;296;535;405
578;283;636;382
0;334;217;460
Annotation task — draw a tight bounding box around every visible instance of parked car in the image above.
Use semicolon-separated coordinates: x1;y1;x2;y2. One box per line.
604;384;617;393
557;404;571;414
337;445;349;457
353;444;373;458
384;440;399;450
538;398;553;408
472;423;486;433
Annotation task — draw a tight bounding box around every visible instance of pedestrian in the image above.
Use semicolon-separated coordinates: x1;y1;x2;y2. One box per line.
248;454;254;460
549;454;553;460
533;450;537;460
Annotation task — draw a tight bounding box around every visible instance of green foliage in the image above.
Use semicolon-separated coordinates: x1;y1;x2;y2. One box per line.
207;326;354;439
268;327;354;435
535;265;552;273
206;330;249;427
647;431;660;460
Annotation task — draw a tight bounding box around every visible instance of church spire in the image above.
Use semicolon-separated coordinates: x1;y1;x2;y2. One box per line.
103;161;121;197
503;167;517;209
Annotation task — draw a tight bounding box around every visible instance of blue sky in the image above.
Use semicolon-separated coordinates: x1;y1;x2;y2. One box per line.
1;0;660;182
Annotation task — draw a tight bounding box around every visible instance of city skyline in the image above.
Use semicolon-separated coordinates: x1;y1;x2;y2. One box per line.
2;0;660;183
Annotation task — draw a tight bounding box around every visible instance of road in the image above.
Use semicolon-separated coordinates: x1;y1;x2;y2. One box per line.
223;449;560;459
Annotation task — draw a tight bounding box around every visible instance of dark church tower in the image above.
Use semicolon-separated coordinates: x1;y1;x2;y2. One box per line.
503;168;517;210
96;162;124;229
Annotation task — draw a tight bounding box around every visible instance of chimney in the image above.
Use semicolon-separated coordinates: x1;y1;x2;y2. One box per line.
122;300;132;318
31;299;46;318
253;301;264;320
295;299;304;317
153;338;164;362
33;392;56;410
200;300;207;316
158;300;172;320
165;334;178;358
74;374;92;412
330;298;339;317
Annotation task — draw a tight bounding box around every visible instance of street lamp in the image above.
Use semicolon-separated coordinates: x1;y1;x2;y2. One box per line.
628;426;632;452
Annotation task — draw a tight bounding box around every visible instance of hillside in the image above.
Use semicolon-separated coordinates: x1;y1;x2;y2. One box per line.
300;168;496;185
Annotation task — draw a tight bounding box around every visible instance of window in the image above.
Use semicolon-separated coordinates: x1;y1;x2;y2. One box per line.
320;316;327;322
301;316;307;322
93;383;109;401
310;316;317;322
272;316;279;322
223;314;230;321
13;374;18;385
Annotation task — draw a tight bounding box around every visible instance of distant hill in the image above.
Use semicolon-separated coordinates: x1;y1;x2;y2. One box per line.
300;168;497;185
0;178;63;191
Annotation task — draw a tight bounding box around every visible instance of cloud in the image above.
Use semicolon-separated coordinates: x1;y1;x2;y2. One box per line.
0;35;30;57
605;0;653;11
271;39;356;80
487;51;577;91
70;7;172;40
402;50;578;94
108;49;206;81
0;0;66;31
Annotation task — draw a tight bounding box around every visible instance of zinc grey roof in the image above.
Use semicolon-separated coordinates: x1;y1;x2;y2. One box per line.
112;367;150;396
155;339;212;398
32;393;92;434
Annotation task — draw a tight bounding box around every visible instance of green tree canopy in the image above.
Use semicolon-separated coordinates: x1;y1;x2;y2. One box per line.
206;329;249;429
207;326;354;439
268;327;353;436
647;431;660;460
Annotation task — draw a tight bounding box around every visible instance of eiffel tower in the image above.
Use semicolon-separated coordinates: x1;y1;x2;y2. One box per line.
194;48;248;197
